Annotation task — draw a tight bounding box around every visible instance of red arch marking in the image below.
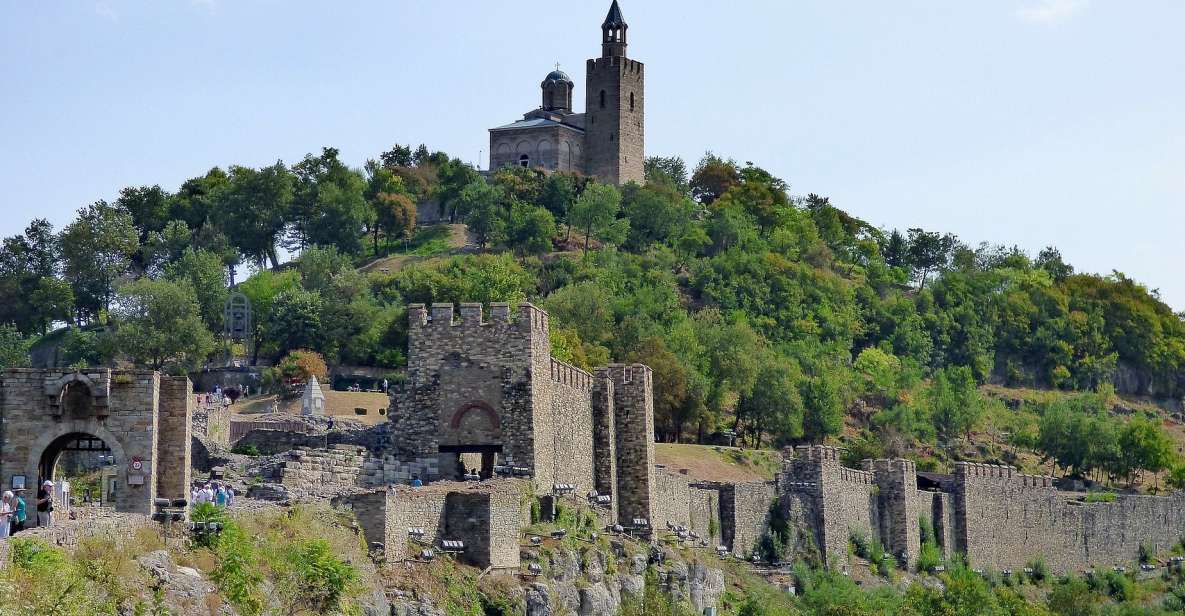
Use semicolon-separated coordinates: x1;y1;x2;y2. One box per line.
449;401;501;430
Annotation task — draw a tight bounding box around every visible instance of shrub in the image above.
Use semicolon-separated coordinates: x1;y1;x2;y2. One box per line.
918;541;943;574
1102;570;1133;602
231;443;261;456
1026;558;1049;584
1085;491;1117;503
850;530;871;559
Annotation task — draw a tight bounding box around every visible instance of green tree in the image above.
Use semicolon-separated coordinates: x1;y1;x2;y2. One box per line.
568;182;626;254
801;374;843;444
1115;417;1175;486
457;182;507;249
907;228;958;290
645;155;689;194
265;288;325;360
108;278;215;370
506;202;556;256
289;147;371;255
166;248;229;333
238;269;302;362
0;324;31;370
214;163;294;268
927;366;984;443
115;184;171;248
59;200;140;323
738;358;804;447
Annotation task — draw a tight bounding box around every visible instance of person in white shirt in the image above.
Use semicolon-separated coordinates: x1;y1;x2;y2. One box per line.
0;491;13;539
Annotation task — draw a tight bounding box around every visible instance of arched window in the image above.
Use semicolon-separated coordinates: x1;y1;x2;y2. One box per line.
629;92;635;112
519;154;530;168
599;90;606;109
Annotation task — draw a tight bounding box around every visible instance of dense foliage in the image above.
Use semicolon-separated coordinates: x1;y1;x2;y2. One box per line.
3;145;1184;484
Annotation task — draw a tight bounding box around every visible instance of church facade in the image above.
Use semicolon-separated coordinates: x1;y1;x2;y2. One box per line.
488;1;644;185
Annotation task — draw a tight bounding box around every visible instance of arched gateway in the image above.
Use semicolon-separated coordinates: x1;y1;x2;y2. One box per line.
0;369;191;514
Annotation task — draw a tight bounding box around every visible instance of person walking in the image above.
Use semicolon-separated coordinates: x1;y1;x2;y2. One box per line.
35;480;53;527
0;491;14;539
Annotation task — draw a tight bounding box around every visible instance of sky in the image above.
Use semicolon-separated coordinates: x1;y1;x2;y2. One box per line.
1;1;1183;308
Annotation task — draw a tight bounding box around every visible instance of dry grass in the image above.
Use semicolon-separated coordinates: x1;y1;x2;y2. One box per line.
655;443;781;482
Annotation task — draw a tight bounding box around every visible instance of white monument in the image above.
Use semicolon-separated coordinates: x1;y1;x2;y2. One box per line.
301;376;326;416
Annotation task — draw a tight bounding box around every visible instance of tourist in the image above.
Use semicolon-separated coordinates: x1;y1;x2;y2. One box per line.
12;488;27;534
215;485;228;507
36;480;53;527
225;486;235;507
382;378;389;392
411;475;423;488
0;491;13;539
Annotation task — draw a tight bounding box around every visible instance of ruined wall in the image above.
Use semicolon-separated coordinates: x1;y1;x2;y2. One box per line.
915;490;955;559
340;481;526;569
722;481;778;558
954;462;1185;573
278;446;369;495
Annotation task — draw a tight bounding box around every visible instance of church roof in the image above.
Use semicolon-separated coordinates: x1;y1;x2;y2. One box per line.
544;69;573;85
489;117;584;133
603;0;627;28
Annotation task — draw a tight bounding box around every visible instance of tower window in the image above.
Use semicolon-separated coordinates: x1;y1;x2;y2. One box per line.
610;133;615;142
519;154;530;168
629;92;634;112
599;90;606;109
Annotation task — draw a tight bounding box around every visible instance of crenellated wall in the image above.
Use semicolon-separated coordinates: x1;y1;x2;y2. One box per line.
953;462;1185;572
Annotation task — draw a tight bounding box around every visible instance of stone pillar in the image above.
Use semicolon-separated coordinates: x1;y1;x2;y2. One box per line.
607;364;655;534
157;376;193;504
591;369;618;520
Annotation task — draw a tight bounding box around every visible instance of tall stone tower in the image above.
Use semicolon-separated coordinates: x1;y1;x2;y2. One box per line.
584;0;645;185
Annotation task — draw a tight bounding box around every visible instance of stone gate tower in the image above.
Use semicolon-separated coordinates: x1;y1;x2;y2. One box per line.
585;0;645;185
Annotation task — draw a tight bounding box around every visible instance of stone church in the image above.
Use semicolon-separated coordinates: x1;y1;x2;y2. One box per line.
488;1;644;185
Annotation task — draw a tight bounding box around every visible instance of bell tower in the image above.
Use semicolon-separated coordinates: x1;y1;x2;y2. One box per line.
584;0;644;185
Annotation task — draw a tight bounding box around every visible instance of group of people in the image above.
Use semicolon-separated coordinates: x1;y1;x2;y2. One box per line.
0;480;56;539
191;482;235;508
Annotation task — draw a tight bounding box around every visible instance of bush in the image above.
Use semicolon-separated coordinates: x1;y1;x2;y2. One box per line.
1085;491;1117;503
918;541;943;574
1027;558;1049;584
231;443;262;456
1102;570;1133;602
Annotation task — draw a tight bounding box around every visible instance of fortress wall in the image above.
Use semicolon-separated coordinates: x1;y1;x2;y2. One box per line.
955;462;1185;572
869;459;920;566
384;487;448;563
445;489;524;569
689;486;721;544
607;364;656;530
590;371;617;519
915;490;955;559
548;360;597;495
157;376;193;503
652;468;693;530
721;481;778;558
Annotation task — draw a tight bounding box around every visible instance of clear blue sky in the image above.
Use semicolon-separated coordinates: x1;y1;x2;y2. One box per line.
2;1;1182;308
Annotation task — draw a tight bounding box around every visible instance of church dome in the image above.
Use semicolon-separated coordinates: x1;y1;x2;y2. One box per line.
543;69;573;85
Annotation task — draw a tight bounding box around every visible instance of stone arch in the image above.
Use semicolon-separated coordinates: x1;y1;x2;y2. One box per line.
537;139;554;167
46;371;108;409
26;419;128;486
449;400;501;430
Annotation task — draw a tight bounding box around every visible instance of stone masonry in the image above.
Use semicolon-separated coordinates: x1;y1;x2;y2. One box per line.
0;369;192;515
391;302;656;530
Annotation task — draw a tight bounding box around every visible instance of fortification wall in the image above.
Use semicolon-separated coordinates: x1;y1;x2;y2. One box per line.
279;445;369;495
338;480;526;569
725;481;778;558
606;364;656;530
590;371;617;520
157;376;192;503
395;303;546;485
915;490;955;559
548;360;597;493
954;462;1185;572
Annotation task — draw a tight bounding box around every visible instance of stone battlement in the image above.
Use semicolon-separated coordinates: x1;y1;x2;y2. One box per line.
408;302;548;332
793;445;842;463
838;467;876;485
551;358;594;391
953;461;1054;486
